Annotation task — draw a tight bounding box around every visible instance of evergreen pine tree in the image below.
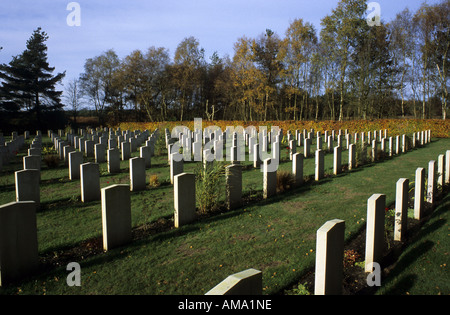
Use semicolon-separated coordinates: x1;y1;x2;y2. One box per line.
0;27;65;127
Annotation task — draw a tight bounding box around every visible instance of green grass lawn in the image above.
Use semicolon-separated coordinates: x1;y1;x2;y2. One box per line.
0;133;448;295
376;191;449;295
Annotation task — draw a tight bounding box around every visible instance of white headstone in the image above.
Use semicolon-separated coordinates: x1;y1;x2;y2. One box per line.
394;178;409;241
0;201;38;286
314;219;345;295
365;194;386;273
226;164;242;210
101;185;132;251
15;170;40;209
334;146;342;175
427;160;436;204
263;158;277;199
107;148;120;174
315;149;324;181
292;153;303;186
130;157;146;191
174;173;196;228
414;167;425;220
80;163;100;202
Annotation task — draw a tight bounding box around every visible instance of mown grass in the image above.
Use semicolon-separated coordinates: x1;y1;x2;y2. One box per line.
0;132;448;295
376;192;449;295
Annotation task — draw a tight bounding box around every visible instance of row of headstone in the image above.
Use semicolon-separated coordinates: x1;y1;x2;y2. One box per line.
4;148;447;289
9;126;433;226
51;128;158;166
165;126;288;165
171;128;435;230
0;132;26;171
313;149;449;295
0;182;134;286
163;126;432;169
166;130;415;184
205;148;448;295
59;129;161;196
0;127;439;288
9;134;42;212
8;127;160;221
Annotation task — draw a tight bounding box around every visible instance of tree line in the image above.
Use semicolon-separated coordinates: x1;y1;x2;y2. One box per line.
1;0;448;131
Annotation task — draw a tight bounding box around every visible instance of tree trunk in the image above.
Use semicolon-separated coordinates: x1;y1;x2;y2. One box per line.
400;69;406;118
422;62;427;119
264;91;268;121
331;91;335;121
339;82;344;122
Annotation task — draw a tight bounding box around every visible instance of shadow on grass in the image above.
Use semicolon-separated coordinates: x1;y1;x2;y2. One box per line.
34;157;353;275
381;274;418;295
373;191;448;295
0;182;15;193
376;240;435;295
38;196;86;214
4;140;443;292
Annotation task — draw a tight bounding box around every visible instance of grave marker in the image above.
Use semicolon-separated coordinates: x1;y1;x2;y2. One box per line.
253;143;260;168
314;219;345;295
95;144;106;163
427;160;435;204
263;158;276;199
15;169;40;209
372;140;377;162
292;152;303;186
23;155;41;172
226;164;242;210
101;185;132;251
85;140;94;157
315;149;324;181
394;178;409;241
0;201;38;286
349;144;356;170
63;145;75;165
80;163;100;202
414;167;425;220
140;146;151;168
130;157;146;191
69;151;83;180
333;146;342;175
365;194;386;273
121;141;131;161
445;150;450;184
205;269;262;295
437;154;444;189
170;153;184;184
304;138;311;158
174;173;196;228
107;148;120;174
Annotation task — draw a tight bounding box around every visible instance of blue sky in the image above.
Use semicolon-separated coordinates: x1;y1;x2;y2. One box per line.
0;0;443;97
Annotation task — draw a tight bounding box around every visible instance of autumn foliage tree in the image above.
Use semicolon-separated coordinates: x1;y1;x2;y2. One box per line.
75;0;448;123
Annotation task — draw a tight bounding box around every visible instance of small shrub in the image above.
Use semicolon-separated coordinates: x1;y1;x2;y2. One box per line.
384;207;396;249
376;148;387;161
154;136;167;157
355;261;365;269
42;145;57;155
344;249;362;268
276;171;294;192
149;174;160;188
291;282;310;295
195;161;226;214
355;142;368;167
43;154;59;168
